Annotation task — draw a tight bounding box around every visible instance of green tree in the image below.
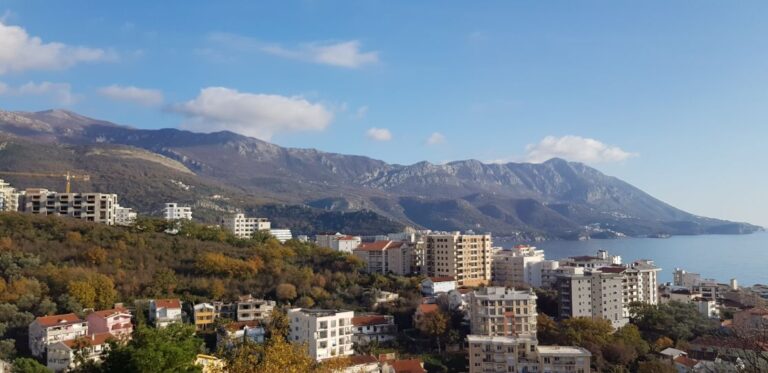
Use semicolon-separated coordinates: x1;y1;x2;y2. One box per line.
12;357;51;373
151;268;178;296
637;359;676;373
416;310;448;353
265;308;290;340
276;283;297;302
99;323;202;373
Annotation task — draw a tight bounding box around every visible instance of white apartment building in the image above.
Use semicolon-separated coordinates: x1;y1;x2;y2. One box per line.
0;179;19;212
163;203;192;221
29;313;88;358
114;205;137;226
353;240;415;276
20;189;119;225
491;245;560;288
315;233;362;253
423;232;493;287
288;308;354;361
149;299;183;328
269;229;293;243
467;335;541;373
673;267;703;288
221;213;271;239
420;276;457;296
555;267;628;329
468;287;538;337
351;314;397;345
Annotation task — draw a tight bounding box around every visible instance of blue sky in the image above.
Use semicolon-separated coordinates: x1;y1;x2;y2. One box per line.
1;1;767;226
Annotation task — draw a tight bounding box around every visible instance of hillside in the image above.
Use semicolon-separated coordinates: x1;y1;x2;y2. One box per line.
0;109;761;238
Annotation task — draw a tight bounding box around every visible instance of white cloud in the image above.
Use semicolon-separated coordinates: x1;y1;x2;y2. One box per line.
173;87;333;140
99;85;164;106
426;132;446;145
207;33;379;69
0;20;113;74
366;127;392;141
524;135;636;164
0;81;77;105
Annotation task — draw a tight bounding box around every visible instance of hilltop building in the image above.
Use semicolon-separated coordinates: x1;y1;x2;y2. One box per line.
0;179;19;212
316;233;362;253
19;189;120;225
269;229;293;243
149;299;183;328
221;213;270;239
114;206;136;226
163;203;192;221
29;313;88;358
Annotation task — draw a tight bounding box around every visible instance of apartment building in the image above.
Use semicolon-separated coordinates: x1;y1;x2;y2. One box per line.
269;228;293;243
193;303;216;331
235;295;275;322
149;298;183;328
221;213;271;239
555;267;628;329
673;267;703;288
353;240;415;276
468;287;538;338
560;249;622;269
86;307;133;338
29;313;88;358
114;206;137;226
47;333;113;372
351;314;397;345
20;189;119;225
423;232;493;287
163;203;192;221
467;335;542;373
537;346;592;373
0;179;19;212
420;276;457;296
316;233;362;253
288;308;355;361
491;245;561;288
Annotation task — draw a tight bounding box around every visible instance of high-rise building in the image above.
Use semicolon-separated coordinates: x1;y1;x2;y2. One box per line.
20;189;119;225
555;267;628;329
423;232;493;287
288;309;354;362
468;287;538;337
491;245;560;288
163;203;192;221
221;213;271;238
353;240;416;276
0;179;19;212
315;233;362;253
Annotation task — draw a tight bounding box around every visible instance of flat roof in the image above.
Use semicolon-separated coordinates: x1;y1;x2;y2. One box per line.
537;345;592;356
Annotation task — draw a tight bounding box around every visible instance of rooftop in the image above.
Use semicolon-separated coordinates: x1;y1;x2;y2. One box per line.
537;345;592;356
35;313;85;328
153;298;181;309
349;355;378;365
355;240;405;251
389;359;427;373
352;314;392;327
293;308;353;317
89;308;131;318
427;276;455;283
416;304;439;315
61;333;114;348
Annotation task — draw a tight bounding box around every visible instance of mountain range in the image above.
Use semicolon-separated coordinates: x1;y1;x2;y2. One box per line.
0;109;761;239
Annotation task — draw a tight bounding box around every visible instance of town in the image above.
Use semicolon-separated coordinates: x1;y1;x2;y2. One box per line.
0;178;766;372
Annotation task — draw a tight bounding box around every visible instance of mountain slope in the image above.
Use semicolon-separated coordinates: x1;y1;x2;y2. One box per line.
0;109;760;238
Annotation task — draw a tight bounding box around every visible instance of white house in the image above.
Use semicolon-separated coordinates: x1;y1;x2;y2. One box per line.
216;320;266;349
28;313;88;358
421;276;457;296
352;314;397;345
46;333;113;372
288;308;354;361
114;206;137;226
149;299;183;328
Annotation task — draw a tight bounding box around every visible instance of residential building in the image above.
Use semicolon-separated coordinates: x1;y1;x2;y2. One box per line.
352;314;397;345
193;303;216;331
536;346;592;373
0;179;19;212
467;335;541;373
599;261;661;318
420;276;457;296
149;299;183;328
555;267;628;329
86;307;133;338
114;205;136;226
235;295;275;322
422;231;493;287
491;245;555;288
353;240;415;276
674;268;703;288
288;308;354;361
213;301;236;320
28;313;88;358
269;228;293;243
20;189;119;225
344;355;380;373
216;320;266;349
46;333;113;372
560;249;622;269
221;213;271;239
468;287;538;337
382;359;428;373
315;233;362;253
163;203;192;221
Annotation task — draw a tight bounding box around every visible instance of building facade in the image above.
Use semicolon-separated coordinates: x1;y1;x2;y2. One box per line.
315;233;362;253
193;303;216;331
46;333;112;372
149;299;183;328
86;307;133;338
28;314;88;358
352;314;397;345
555;267;628;329
269;229;293;243
0;179;19;212
353;240;415;276
235;295;275;322
20;189;119;225
114;206;136;226
288;309;355;361
491;245;559;288
163;203;192;221
423;232;493;287
468;287;538;337
221;213;271;239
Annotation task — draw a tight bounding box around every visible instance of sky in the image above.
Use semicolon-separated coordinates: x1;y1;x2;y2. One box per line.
1;1;767;227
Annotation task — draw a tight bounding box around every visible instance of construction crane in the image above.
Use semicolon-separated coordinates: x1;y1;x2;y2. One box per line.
0;171;91;193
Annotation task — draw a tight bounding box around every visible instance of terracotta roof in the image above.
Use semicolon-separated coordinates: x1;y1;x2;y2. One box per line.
35;313;84;328
62;333;114;348
390;359;427;373
428;276;455;282
674;356;698;368
417;304;439;315
355;240;404;251
352;315;391;327
154;299;181;309
90;308;130;318
349;355;378;365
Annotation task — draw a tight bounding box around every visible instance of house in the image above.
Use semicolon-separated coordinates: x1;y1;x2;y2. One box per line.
288;308;355;361
413;304;439;326
29;313;88;358
352;314;397;345
217;321;266;349
343;355;380;373
149;299;183;328
193;303;216;331
235;295;275;322
213;301;236;320
46;333;113;372
420;277;457;296
382;359;427;373
659;347;688;362
86;307;133;338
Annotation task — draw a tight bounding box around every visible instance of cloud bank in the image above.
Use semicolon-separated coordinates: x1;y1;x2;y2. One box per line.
366;127;392;141
99;85;164;106
524;135;636;163
426;132;446;145
0;81;76;105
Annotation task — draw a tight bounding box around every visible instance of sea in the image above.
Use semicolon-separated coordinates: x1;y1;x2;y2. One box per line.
495;231;768;287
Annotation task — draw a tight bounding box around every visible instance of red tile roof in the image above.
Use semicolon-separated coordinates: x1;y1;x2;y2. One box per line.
674;356;698;368
154;299;181;309
349;355;378;365
352;315;391;327
35;313;84;328
416;304;439;315
90;308;131;319
62;333;114;348
390;359;427;373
